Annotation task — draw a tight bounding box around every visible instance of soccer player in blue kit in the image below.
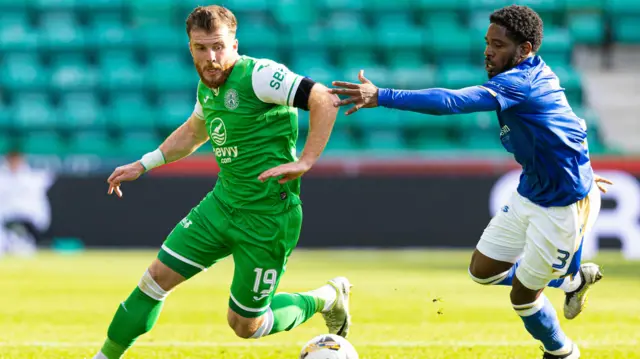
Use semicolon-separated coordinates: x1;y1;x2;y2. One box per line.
330;5;613;359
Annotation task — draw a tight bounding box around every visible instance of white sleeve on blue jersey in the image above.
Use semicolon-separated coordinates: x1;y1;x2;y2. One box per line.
193;96;204;120
251;59;303;107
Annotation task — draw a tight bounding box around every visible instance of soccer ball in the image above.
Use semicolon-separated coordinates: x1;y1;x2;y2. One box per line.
299;334;359;359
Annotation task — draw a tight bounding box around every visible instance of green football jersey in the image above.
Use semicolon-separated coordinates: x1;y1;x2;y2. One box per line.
193;55;305;213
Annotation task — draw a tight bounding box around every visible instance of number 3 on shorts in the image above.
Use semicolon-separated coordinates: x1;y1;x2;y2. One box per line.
252;268;277;301
553;249;571;270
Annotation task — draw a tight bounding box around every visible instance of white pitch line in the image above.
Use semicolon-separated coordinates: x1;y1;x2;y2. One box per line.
0;340;636;348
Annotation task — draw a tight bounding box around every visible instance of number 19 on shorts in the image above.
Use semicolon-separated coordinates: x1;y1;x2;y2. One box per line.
253;268;277;301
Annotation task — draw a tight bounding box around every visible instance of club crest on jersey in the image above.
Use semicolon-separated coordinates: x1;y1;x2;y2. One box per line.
224;89;239;110
210;117;227;146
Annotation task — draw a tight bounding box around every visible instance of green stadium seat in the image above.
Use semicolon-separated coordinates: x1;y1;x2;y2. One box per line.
286;25;326;51
58;92;105;130
386;50;427;68
155;92;194;130
607;0;640;15
0;53;49;90
304;67;340;87
573;107;601;134
514;0;562;18
97;51;145;91
362;130;405;151
68;131;114;156
0;21;39;52
272;0;317;29
146;54;198;91
369;0;415;11
418;0;470;11
236;20;281;51
76;0;123;11
130;0;177;26
0;133;10;154
0;0;28;9
289;50;332;72
86;17;135;50
612;16;640;43
39;12;85;51
250;48;283;62
428;28;474;65
437;64;486;89
33;0;77;10
550;64;583;105
389;66;437;89
536;27;573;65
468;11;492;34
375;22;425;51
568;13;605;45
337;50;376;70
0;11;29;28
325;14;374;50
289;50;337;85
135;25;186;51
458;112;501;151
323;130;357;153
565;0;604;11
468;0;511;12
118;132;160;157
413;131;461;152
463;133;503;151
226;0;269;12
20;131;67;155
0;101;12;130
316;0;365;12
350;108;402;130
108;93;156;131
50;54;97;92
12;93;57;130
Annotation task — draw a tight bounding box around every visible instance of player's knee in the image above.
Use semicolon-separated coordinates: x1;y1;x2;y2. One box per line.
147;259;186;292
468;250;513;285
510;275;541;305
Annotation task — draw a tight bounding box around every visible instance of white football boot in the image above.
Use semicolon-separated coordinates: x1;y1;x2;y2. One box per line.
564;263;603;320
321;277;352;338
542;343;581;359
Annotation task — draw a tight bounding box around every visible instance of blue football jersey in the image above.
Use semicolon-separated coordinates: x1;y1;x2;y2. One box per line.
480;56;594;207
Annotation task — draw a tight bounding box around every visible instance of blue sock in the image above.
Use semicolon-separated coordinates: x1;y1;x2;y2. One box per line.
513;294;571;354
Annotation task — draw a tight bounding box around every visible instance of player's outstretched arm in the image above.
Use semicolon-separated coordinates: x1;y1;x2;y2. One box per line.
258;83;339;184
330;70;500;116
107;113;208;198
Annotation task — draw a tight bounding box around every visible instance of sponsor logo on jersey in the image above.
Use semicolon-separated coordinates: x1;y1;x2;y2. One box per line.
210;117;227;146
224;89;239;110
500;125;511;137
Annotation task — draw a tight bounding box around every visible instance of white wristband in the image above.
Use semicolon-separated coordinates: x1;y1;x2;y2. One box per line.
140;149;166;172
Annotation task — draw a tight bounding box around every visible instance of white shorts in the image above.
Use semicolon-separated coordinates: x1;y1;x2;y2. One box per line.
476;183;601;290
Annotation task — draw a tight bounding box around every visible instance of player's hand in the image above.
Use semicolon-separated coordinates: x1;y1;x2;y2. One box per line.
329;70;379;115
258;160;312;184
107;161;145;198
594;174;613;193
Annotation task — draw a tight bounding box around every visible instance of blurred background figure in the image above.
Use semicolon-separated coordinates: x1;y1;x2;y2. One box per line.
0;148;55;257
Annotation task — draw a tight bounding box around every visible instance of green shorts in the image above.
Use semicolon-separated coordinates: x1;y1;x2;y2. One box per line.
158;191;302;318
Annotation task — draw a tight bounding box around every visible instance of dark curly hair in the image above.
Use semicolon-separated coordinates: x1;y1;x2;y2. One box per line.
490;5;543;53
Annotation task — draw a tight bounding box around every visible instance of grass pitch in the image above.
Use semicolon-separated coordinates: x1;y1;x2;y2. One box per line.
1;249;638;359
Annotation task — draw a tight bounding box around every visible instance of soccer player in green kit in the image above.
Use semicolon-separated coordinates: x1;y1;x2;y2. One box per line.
93;5;350;359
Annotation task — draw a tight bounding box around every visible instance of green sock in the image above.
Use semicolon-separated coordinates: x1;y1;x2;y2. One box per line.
267;293;318;335
99;287;164;359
